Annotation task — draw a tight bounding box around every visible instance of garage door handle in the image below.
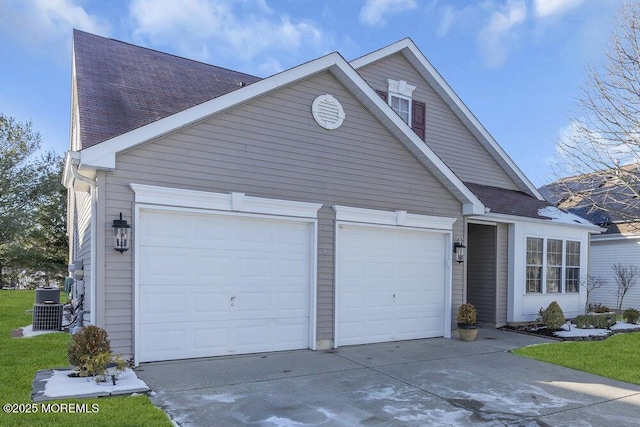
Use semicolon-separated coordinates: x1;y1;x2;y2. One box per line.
230;296;236;306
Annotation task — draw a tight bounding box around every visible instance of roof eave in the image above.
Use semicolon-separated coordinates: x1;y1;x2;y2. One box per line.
468;211;604;232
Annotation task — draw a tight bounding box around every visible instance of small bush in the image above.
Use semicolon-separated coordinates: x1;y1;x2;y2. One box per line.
623;308;640;324
80;352;127;383
576;313;617;329
541;301;566;331
595;305;611;313
457;303;477;326
67;325;111;367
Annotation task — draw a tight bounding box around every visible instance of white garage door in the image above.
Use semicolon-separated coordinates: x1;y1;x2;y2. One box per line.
336;224;446;346
137;208;313;362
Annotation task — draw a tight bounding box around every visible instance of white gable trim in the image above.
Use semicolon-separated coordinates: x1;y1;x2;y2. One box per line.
351;38;543;200
75;48;485;214
129;183;322;219
333;205;456;230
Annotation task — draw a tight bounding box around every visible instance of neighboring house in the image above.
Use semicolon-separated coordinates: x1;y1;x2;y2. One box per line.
63;30;600;364
540;165;640;311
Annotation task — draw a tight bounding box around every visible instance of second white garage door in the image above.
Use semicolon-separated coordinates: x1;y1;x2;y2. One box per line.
336;224;446;346
137;208;313;363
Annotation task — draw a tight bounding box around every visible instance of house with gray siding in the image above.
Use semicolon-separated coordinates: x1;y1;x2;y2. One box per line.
541;167;640;311
63;30;600;364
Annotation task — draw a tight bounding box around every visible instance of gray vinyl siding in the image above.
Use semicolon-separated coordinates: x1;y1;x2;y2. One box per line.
72;190;92;324
496;223;509;326
101;71;464;356
356;53;520;191
467;224;497;323
589;238;640;310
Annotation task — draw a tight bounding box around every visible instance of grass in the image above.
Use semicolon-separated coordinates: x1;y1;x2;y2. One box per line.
0;290;172;427
513;332;640;385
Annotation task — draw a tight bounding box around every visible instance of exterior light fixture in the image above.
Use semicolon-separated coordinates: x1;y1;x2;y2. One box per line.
453;238;466;263
112;213;131;253
105;362;118;385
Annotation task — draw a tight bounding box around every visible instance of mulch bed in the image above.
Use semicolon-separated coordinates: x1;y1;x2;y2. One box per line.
502;322;640;342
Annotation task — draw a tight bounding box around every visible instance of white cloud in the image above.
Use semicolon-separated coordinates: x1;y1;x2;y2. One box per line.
129;0;325;73
534;0;584;18
436;4;477;37
0;0;109;51
359;0;417;27
477;0;527;67
554;121;640;174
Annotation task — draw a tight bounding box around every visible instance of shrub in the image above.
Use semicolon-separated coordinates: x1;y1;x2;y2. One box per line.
575;313;617;329
623;308;640;324
541;301;566;331
457;303;477;326
67;325;111;367
80;352;127;383
595;305;611;313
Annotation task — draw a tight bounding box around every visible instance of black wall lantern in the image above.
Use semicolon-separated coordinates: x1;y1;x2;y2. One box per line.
453;238;466;263
112;213;131;253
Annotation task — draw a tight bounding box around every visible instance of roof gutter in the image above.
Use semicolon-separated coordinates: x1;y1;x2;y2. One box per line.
63;150;98;326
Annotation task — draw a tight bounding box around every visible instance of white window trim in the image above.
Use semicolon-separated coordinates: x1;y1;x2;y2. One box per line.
387;79;416;97
387;79;416;125
525;236;581;295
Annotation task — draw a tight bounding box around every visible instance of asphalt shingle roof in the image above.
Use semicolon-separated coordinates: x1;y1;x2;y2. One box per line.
465;182;556;220
73;30;262;149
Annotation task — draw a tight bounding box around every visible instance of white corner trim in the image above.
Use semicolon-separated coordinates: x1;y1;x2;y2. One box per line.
387;79;416;97
130;184;322;218
333;205;456;230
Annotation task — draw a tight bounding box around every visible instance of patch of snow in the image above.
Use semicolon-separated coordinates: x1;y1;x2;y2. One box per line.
43;368;149;398
611;322;640;330
201;393;242;403
537;206;593;226
553;321;640;338
262;416;305;426
360;385;411;402
17;324;63;338
384;404;471;425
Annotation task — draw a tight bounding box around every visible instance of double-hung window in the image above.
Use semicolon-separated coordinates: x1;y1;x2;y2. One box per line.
377;79;426;141
525;237;581;294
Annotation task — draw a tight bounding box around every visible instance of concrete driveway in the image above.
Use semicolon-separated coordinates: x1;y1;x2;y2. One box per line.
136;329;640;426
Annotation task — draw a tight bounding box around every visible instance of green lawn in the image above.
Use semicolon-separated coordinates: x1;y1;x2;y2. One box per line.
513;332;640;385
0;290;172;427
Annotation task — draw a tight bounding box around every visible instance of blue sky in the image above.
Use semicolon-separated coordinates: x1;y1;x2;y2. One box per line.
0;0;618;186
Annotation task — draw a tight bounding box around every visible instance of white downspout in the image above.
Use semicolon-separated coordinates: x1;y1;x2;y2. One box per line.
69;158;97;326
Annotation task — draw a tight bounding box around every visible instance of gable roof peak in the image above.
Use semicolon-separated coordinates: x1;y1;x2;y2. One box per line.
351;36;542;201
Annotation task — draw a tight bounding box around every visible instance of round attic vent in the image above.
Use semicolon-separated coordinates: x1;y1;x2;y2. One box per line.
312;94;345;130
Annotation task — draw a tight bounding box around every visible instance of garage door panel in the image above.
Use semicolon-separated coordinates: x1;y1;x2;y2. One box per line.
138;209;312;362
139;287;187;323
337;225;446;346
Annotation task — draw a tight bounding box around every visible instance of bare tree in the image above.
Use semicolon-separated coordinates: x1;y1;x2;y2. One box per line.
612;263;640;312
549;3;640;230
581;275;605;314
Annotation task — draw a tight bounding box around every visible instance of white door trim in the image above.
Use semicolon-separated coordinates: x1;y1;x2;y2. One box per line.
333;205;455;348
131;185;320;365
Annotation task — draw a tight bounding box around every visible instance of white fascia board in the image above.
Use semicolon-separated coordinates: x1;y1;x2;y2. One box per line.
352;38;543;200
333;205;456;230
130;183;322;219
468;212;604;232
329;62;485;214
79;53;346;170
